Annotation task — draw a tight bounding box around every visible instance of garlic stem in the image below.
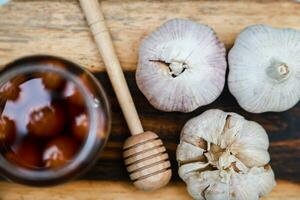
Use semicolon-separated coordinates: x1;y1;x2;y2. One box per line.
169;61;187;77
150;59;187;77
266;61;290;82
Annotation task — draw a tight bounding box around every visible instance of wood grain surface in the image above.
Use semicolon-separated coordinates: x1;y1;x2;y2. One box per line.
0;0;300;199
0;0;300;71
0;180;299;200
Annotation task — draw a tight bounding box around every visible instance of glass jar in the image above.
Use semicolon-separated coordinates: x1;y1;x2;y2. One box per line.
0;55;110;186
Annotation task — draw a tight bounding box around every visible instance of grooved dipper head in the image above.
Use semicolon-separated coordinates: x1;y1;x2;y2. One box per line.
123;131;172;191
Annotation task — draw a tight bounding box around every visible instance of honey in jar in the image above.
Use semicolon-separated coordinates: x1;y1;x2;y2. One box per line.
0;55;110;186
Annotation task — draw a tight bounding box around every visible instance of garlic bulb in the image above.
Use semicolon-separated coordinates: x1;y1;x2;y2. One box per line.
136;19;226;112
228;24;300;113
176;109;276;200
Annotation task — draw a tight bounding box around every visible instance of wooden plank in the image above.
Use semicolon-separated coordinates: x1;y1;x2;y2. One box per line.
0;72;290;182
0;0;299;71
0;180;299;200
79;72;300;182
0;0;300;199
0;71;300;189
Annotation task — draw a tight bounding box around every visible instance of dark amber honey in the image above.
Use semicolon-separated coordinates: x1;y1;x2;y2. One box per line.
0;71;88;170
0;56;110;186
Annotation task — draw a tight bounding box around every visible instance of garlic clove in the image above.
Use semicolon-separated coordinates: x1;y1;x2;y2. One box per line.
180;109;232;145
230;166;276;200
178;161;210;182
230;121;270;167
228;24;300;113
229;170;261;200
255;166;276;197
176;141;206;163
137;19;226;112
204;181;230;200
186;170;220;200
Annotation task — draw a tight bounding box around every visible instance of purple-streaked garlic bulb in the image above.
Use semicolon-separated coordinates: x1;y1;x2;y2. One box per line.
136;19;227;112
229;24;300;113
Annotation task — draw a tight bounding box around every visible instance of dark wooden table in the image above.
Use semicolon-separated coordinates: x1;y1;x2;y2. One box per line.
0;0;299;199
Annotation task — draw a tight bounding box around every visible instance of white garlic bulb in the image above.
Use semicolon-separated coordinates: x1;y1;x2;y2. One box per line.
176;109;276;200
228;24;300;113
136;19;226;112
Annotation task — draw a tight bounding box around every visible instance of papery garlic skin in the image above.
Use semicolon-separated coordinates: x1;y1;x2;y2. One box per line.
136;19;226;112
228;24;300;113
176;109;276;200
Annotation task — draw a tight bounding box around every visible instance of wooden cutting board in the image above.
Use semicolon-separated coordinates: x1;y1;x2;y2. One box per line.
0;0;299;199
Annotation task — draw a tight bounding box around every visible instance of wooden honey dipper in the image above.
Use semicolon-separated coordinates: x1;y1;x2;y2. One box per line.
79;0;172;191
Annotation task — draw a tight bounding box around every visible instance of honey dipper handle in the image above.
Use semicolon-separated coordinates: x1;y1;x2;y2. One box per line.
79;0;143;135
